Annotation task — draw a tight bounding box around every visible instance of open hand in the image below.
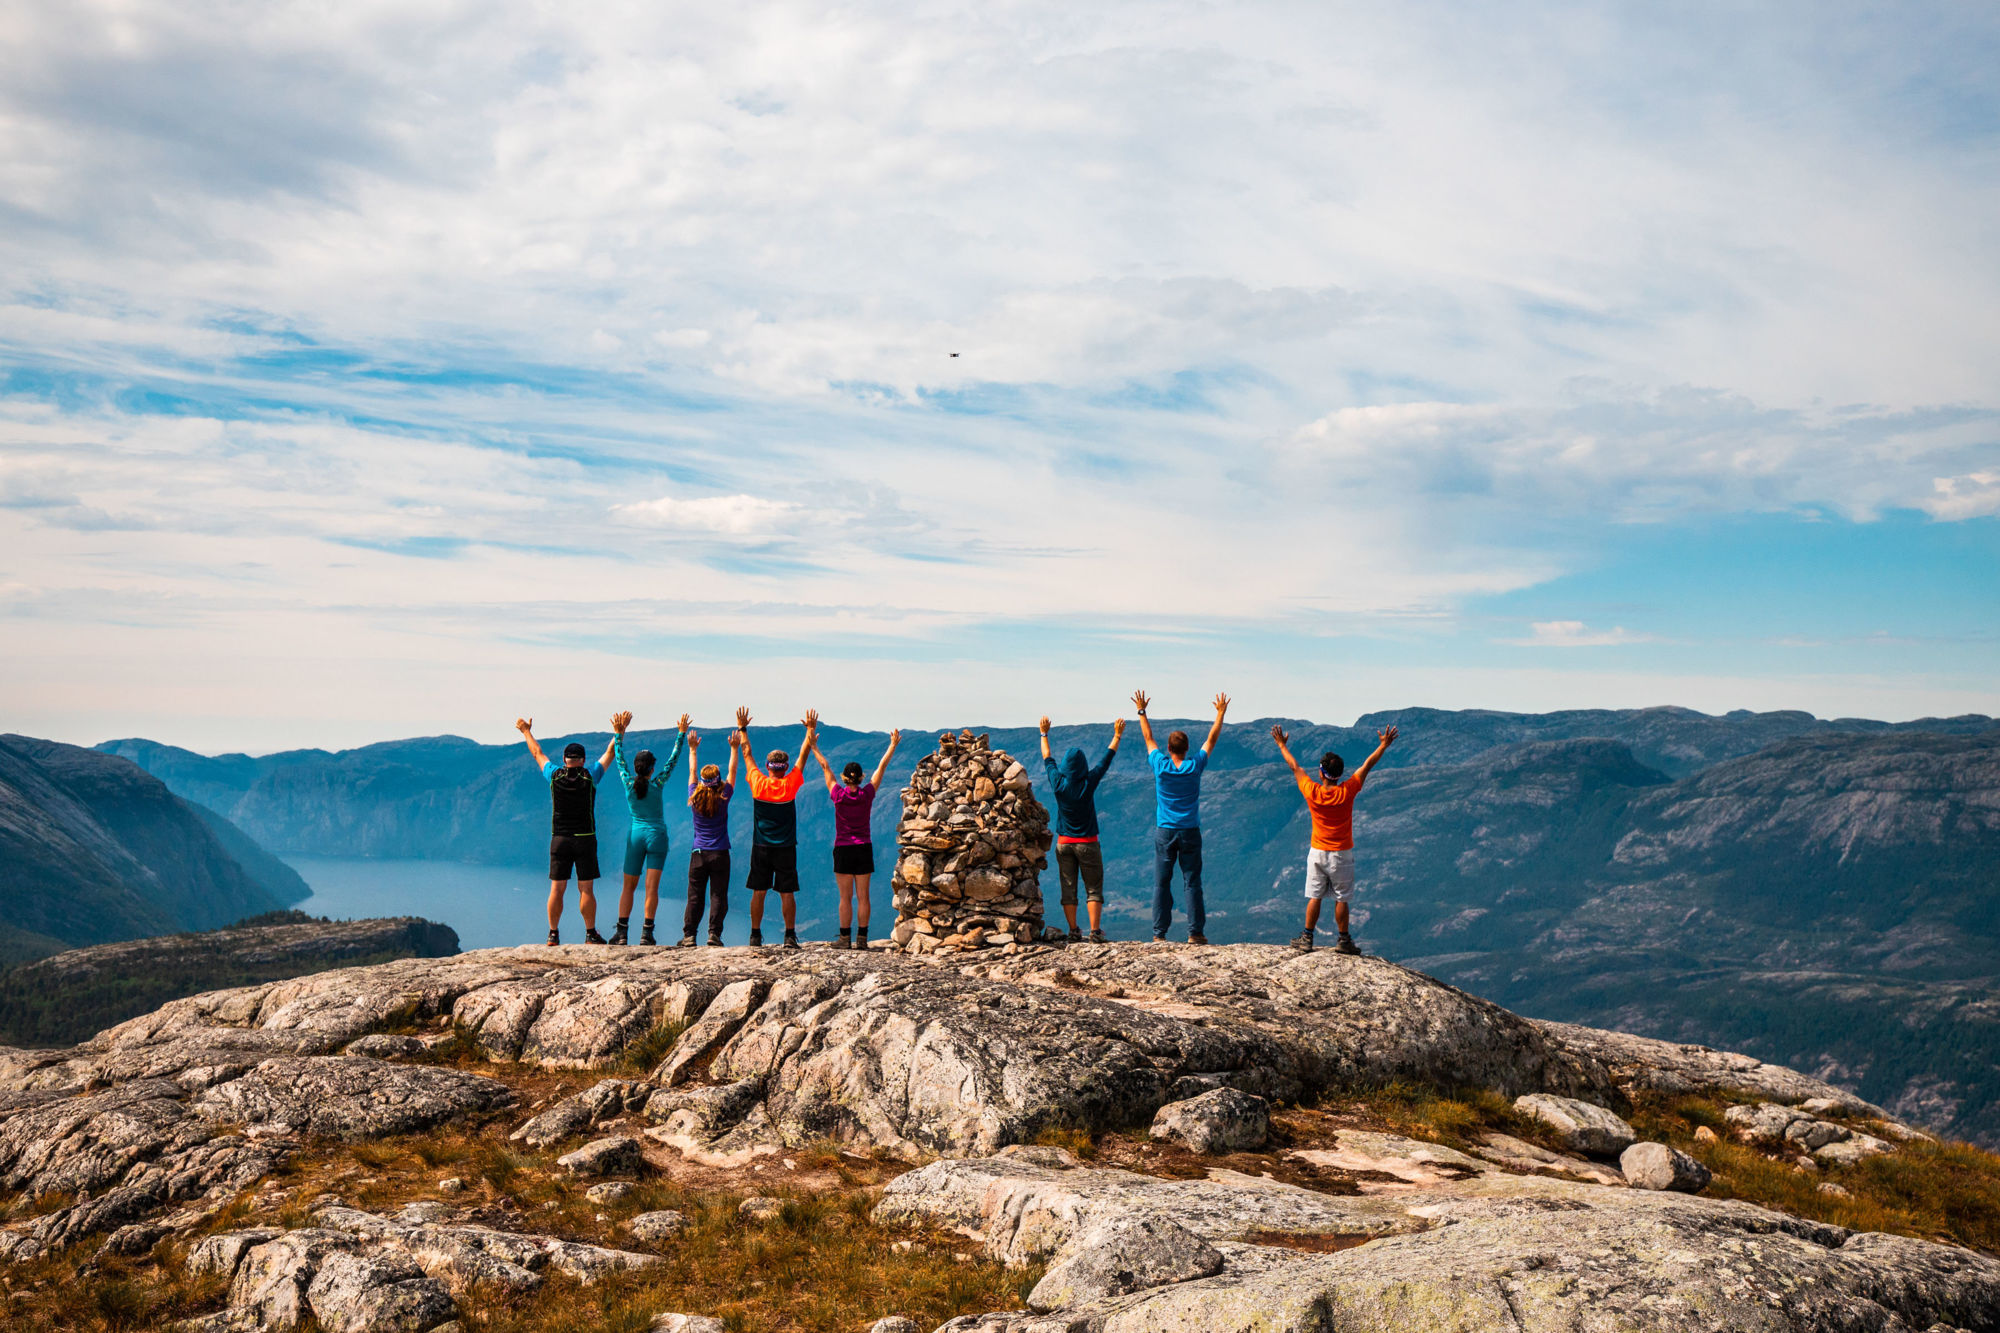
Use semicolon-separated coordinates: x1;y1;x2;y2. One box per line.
1113;718;1127;738
1271;724;1289;745
1038;716;1050;734
677;713;691;732
803;707;820;731
888;728;902;747
1379;725;1399;747
515;717;533;735
611;711;631;734
687;729;701;748
1213;693;1231;716
1131;689;1150;715
735;705;751;729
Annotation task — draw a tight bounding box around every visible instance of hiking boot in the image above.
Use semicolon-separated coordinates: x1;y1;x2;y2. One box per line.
639;927;657;946
1152;935;1167;943
546;929;560;947
584;928;607;945
706;933;724;947
782;929;800;951
857;926;869;948
1290;929;1315;953
1068;927;1084;943
833;930;851;951
676;934;697;949
1188;933;1208;945
1088;929;1107;944
608;923;628;946
1333;934;1361;956
749;929;763;948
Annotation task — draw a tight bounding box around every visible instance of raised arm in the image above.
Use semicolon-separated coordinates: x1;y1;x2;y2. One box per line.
810;727;837;791
799;708;820;767
1202;693;1229;755
1038;716;1053;763
1131;691;1158;752
685;729;701;794
725;728;743;786
516;717;550;770
871;729;902;790
594;734;616;779
734;706;751;765
1353;725;1399;783
1091;718;1126;782
1270;724;1308;781
658;714;690;779
611;712;634;787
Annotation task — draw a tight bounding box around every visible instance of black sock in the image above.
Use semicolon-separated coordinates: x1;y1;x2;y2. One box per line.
643;917;653;930
617;916;629;929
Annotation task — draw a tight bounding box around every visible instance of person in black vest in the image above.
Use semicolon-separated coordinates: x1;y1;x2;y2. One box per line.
516;717;616;946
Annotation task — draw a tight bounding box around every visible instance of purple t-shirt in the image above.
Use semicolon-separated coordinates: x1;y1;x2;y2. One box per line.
689;780;733;851
829;781;876;846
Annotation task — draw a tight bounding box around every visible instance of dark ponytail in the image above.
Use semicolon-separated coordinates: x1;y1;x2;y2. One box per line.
632;750;656;800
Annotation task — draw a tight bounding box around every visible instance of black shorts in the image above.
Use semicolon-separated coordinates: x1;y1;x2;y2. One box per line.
549;834;600;883
832;843;876;876
746;843;799;895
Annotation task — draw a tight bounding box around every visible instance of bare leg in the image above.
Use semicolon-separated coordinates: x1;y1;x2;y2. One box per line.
1304;898;1324;933
547;880;566;931
853;874;871;929
1087;900;1102;931
779;893;797;929
642;868;662;922
836;875;855;930
750;888;766;932
1333;900;1348;935
618;874;640;920
578;881;598;932
1063;902;1078;932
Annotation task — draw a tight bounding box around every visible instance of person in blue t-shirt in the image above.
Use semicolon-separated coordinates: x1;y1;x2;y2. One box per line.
515;717;616;946
1131;689;1229;944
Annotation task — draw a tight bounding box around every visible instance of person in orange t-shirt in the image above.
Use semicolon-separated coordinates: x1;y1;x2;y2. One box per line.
1271;722;1398;955
736;704;819;950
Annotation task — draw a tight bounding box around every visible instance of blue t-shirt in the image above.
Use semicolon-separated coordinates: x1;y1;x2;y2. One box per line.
1149;748;1207;829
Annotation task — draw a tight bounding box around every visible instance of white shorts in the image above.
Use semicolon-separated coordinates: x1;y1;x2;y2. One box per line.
1305;848;1355;903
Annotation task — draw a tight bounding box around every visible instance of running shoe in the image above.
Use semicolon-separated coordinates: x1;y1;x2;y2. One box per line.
1068;927;1084;943
676;934;696;949
1088;929;1107;944
584;928;608;945
547;929;560;946
608;924;628;946
706;933;724;947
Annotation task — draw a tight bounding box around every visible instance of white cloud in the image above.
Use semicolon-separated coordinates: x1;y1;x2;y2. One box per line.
1505;621;1657;648
610;492;797;535
1923;471;2000;521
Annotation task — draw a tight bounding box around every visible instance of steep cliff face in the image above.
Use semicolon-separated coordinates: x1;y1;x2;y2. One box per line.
0;735;306;962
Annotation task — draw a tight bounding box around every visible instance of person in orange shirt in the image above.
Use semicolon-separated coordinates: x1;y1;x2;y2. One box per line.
737;704;818;950
1271;722;1397;955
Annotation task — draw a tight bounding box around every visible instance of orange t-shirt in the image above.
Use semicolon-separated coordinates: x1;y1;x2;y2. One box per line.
1298;772;1365;850
747;767;805;802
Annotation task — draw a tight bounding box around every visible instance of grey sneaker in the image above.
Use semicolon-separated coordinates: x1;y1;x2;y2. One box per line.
584;928;607;945
1290;930;1315;953
1067;927;1084;943
1088;929;1107;944
1333;934;1361;956
676;934;697;949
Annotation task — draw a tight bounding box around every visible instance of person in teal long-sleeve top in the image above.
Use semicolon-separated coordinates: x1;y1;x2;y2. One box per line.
609;710;688;945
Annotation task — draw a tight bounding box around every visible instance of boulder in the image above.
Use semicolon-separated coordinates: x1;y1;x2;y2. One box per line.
193;1057;514;1139
650;1317;725;1333
557;1135;642;1178
1027;1212;1223;1310
868;1319;921;1333
738;1196;784;1222
1513;1093;1636;1157
1618;1141;1711;1193
586;1182;633;1205
1149;1088;1270;1154
305;1250;458;1333
1816;1133;1894;1167
628;1210;689;1242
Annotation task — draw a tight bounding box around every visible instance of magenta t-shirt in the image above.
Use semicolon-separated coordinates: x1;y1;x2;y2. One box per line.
829;781;876;845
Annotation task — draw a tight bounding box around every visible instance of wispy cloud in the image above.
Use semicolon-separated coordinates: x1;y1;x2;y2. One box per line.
1504;621;1658;648
611;493;799;536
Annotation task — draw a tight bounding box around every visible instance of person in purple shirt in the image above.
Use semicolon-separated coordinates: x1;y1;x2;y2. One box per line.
810;726;902;949
680;726;742;947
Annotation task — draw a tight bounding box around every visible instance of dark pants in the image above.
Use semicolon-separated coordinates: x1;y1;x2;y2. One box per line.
1152;826;1204;938
686;850;730;939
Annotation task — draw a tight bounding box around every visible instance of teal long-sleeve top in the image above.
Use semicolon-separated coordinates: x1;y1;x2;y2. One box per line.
614;732;685;828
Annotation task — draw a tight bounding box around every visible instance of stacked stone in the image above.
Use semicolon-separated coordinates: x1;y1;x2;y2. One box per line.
889;729;1054;953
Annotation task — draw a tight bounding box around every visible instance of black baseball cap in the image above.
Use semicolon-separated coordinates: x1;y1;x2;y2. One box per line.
563;742;587;760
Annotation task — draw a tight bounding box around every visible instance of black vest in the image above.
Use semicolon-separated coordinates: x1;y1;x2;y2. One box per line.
549;766;597;837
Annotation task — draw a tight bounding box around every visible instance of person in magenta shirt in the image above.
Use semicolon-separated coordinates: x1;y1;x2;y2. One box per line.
810;725;902;949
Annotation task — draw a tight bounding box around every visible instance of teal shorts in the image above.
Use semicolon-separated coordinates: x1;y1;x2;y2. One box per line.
623;824;671;876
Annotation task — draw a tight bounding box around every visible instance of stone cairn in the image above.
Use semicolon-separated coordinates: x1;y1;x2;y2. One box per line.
889;729;1055;954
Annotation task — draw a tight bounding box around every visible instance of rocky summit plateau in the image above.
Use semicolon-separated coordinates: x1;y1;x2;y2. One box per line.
3;939;1997;1332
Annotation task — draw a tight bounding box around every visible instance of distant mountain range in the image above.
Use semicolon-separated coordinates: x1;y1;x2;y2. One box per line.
99;705;2000;1143
0;735;309;963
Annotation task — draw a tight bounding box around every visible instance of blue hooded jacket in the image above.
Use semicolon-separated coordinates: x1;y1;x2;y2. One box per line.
1043;745;1117;840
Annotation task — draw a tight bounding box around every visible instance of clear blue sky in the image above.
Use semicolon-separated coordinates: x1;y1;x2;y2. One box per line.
1;1;1995;751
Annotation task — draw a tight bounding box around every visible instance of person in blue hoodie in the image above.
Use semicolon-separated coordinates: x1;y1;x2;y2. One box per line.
1038;715;1125;942
608;710;688;946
